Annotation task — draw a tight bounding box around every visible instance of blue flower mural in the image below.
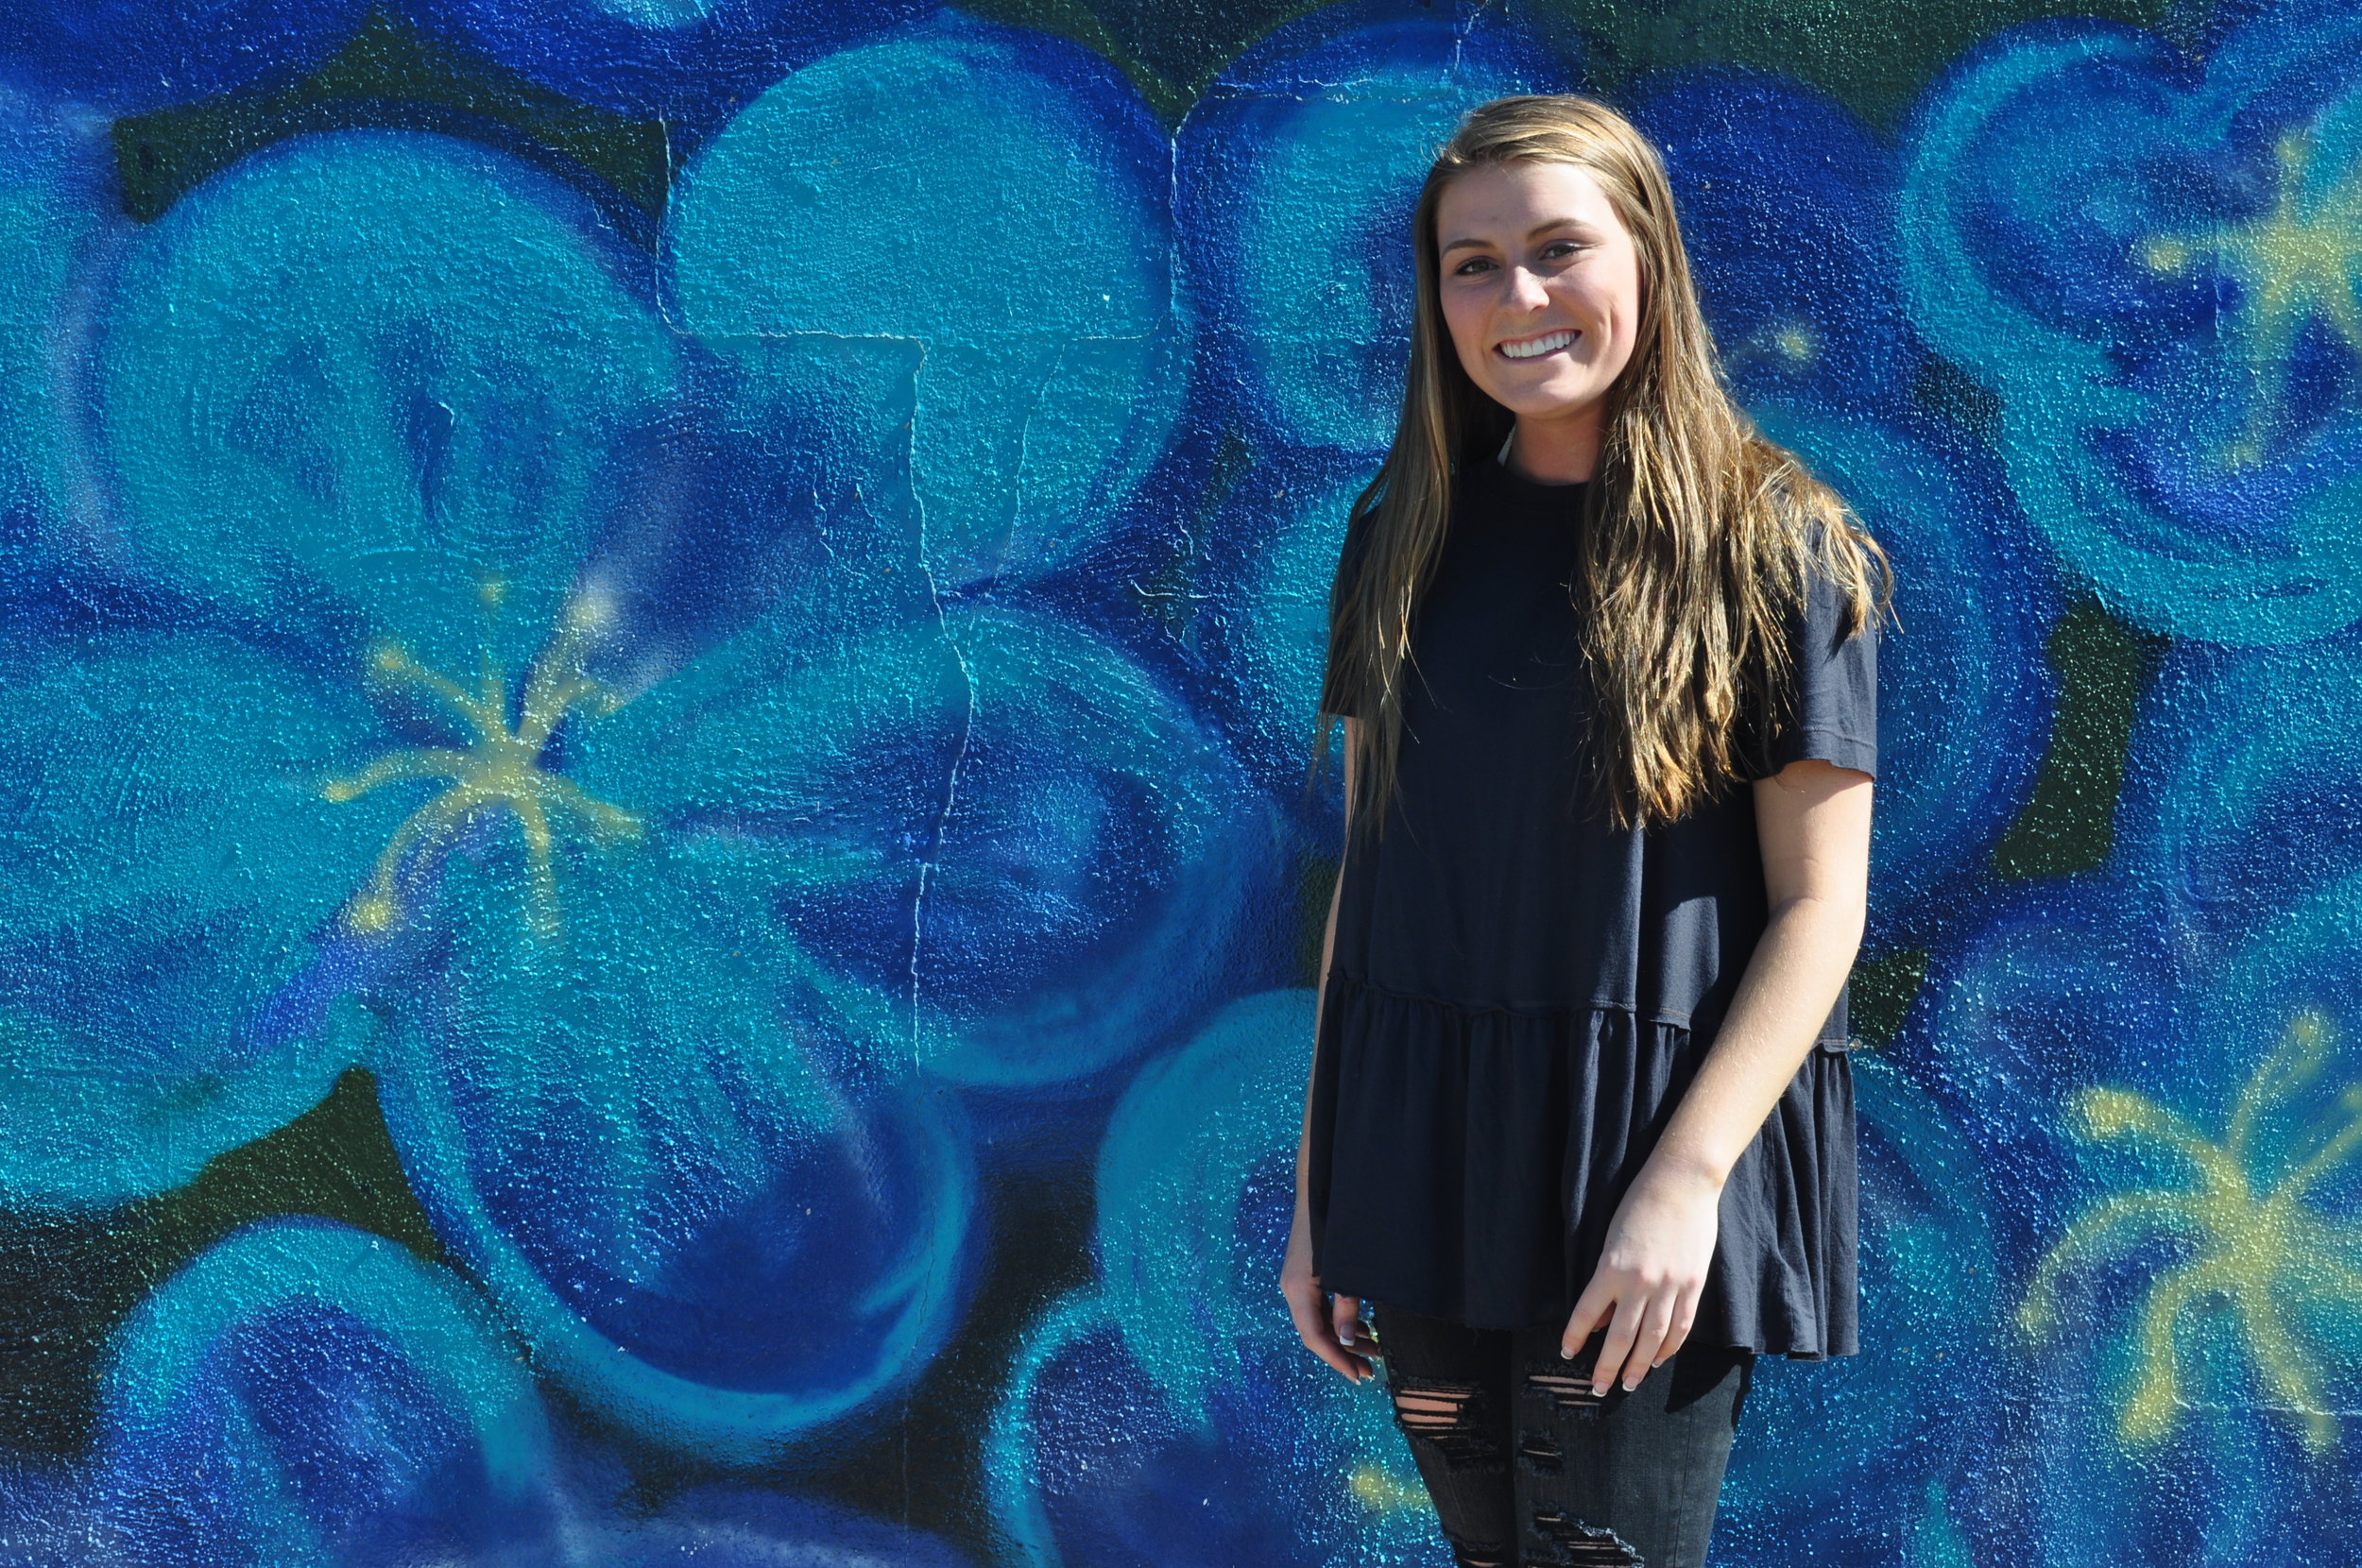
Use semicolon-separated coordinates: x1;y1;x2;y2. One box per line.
0;1;366;112
98;1219;556;1566
986;990;1446;1568
1179;0;1570;819
406;0;927;126
665;11;1188;602
2113;625;2362;967
1911;861;2362;1565
1901;0;2362;645
3;1;2358;1564
3;41;1263;1472
1638;69;2058;944
1176;0;1570;458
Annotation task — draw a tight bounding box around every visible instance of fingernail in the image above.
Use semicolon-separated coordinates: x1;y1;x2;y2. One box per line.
1559;1346;1573;1360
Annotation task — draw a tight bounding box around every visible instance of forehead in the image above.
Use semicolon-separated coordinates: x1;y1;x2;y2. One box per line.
1434;160;1620;239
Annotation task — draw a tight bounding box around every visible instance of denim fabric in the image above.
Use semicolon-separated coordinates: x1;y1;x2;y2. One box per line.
1368;1301;1753;1568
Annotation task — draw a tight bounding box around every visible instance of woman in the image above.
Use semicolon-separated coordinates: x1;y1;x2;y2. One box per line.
1280;94;1888;1568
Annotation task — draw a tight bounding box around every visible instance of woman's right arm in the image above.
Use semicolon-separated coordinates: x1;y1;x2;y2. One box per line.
1280;718;1374;1382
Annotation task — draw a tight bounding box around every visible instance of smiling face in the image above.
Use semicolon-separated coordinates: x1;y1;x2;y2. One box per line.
1434;159;1644;474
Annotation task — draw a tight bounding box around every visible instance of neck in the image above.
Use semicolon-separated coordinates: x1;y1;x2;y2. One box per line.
1500;404;1603;484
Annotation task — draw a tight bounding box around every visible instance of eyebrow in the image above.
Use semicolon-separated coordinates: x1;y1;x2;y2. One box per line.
1438;218;1594;256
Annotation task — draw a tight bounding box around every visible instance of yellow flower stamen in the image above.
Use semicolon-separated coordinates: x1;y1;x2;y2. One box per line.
323;618;638;940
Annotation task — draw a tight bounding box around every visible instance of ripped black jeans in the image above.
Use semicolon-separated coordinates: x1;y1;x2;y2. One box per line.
1368;1302;1753;1568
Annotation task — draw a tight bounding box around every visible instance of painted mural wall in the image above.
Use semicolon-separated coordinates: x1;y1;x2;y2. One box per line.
0;0;2356;1561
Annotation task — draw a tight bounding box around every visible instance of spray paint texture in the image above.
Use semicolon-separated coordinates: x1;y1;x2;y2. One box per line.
1;1;2359;1564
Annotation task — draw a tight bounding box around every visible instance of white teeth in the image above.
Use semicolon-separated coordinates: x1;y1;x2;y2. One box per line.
1499;329;1575;360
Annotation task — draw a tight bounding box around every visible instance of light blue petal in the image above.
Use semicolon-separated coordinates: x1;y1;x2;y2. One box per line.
1900;15;2362;643
665;15;1183;591
99;129;679;677
578;603;1278;1086
0;82;122;557
370;827;977;1460
406;0;927;120
2114;629;2362;970
1209;451;1372;789
0;629;405;1207
984;993;1442;1568
1096;989;1319;1421
1176;0;1569;453
99;1217;553;1568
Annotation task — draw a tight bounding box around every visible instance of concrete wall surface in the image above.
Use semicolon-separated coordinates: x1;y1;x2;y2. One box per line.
0;1;2356;1563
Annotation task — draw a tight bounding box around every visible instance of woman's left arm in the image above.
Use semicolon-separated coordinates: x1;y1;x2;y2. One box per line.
1559;758;1874;1392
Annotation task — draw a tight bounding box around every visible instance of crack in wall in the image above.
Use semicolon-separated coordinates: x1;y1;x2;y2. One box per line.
894;332;964;1535
901;337;975;1083
977;336;1069;608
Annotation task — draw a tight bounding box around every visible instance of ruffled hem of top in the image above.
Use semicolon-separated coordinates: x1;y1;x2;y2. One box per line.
1307;971;1857;1359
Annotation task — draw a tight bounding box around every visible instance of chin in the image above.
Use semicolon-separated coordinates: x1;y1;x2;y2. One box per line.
1489;383;1600;420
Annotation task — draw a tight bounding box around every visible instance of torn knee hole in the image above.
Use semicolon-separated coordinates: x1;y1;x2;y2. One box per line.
1531;1510;1644;1565
1515;1429;1562;1469
1391;1378;1480;1429
1390;1378;1498;1465
1395;1394;1470;1429
1442;1533;1514;1568
1525;1370;1606;1410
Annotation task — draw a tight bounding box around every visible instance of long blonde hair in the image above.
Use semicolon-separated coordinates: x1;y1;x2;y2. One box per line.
1315;93;1890;833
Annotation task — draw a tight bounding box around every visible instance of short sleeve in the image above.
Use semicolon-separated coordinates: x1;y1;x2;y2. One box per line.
1314;503;1379;722
1743;554;1878;781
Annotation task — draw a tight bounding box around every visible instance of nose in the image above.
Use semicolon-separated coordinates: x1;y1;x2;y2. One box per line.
1506;264;1550;312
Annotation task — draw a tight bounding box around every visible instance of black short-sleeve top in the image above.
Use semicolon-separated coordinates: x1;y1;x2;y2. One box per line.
1305;451;1877;1355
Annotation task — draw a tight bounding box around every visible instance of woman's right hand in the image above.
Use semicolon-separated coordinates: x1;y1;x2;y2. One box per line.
1281;1193;1374;1382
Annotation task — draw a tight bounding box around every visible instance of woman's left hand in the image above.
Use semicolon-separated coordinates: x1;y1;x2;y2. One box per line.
1559;1160;1723;1395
